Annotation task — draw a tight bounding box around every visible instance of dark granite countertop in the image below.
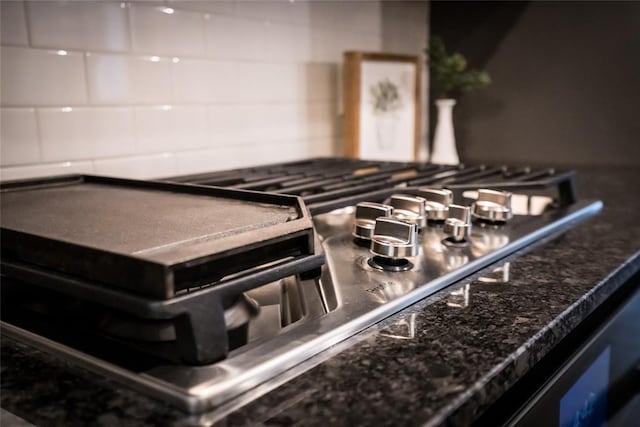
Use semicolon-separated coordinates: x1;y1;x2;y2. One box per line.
2;166;639;427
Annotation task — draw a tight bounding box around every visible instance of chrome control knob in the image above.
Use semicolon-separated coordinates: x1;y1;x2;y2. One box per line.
443;204;471;246
389;194;427;228
370;217;419;259
471;189;512;223
353;202;393;240
417;188;453;222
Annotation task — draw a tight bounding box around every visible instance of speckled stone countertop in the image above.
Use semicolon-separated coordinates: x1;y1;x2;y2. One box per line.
2;166;639;427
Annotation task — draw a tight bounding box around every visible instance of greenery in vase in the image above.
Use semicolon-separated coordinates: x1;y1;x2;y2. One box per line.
427;36;491;99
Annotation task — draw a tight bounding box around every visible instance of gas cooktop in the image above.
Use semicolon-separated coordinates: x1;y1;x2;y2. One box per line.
0;158;602;417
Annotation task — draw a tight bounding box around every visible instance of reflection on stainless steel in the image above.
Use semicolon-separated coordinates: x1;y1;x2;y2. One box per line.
313;206;354;233
530;196;554;215
447;284;470;308
444;251;470;271
478;262;511;284
470;225;510;257
511;194;530;215
379;313;417;340
366;279;418;305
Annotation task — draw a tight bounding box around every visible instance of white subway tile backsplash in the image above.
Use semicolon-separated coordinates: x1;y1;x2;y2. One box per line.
0;108;40;166
177;142;307;174
234;0;308;25
305;2;338;33
338;2;382;34
234;62;303;103
169;105;209;149
233;1;282;22
310;30;381;64
206;105;244;145
206;102;337;148
130;4;206;56
360;33;384;52
0;161;94;181
86;53;171;104
171;58;237;103
250;141;308;164
135;105;208;153
175;147;241;174
309;2;381;34
0;47;87;106
205;15;266;60
129;55;173;103
38;107;135;162
93;153;176;179
0;0;426;180
208;104;302;146
170;58;210;103
134;106;173;153
307;136;337;158
1;1;28;46
87;107;136;158
266;22;311;63
342;31;381;53
310;29;342;64
287;1;312;27
27;1;129;52
305;63;338;102
86;53;129;103
167;0;234;15
305;103;338;139
382;1;429;27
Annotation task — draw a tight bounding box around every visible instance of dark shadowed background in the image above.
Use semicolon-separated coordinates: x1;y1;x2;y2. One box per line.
430;1;640;166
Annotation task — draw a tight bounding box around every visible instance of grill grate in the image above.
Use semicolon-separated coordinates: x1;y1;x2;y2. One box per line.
169;158;577;215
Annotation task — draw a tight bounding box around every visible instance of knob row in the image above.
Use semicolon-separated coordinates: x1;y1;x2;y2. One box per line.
353;188;513;265
352;190;453;241
353;188;512;240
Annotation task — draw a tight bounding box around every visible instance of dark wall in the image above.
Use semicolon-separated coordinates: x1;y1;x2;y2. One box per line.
430;1;640;166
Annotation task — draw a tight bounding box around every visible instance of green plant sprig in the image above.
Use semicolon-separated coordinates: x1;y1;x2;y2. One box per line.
427;36;491;99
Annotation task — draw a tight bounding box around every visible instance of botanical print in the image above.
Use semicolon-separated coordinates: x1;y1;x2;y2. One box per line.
359;60;416;161
369;78;404;150
370;79;402;114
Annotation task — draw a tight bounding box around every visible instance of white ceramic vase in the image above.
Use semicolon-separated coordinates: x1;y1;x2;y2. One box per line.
431;98;460;165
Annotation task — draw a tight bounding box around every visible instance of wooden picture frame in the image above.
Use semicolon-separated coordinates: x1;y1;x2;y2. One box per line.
344;51;421;161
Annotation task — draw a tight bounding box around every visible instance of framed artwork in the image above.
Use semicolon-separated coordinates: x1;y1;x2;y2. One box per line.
344;52;421;161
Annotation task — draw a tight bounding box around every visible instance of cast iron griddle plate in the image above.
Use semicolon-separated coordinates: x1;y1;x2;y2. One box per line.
0;175;315;299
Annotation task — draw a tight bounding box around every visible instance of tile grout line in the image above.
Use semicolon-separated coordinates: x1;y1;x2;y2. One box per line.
22;0;33;48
